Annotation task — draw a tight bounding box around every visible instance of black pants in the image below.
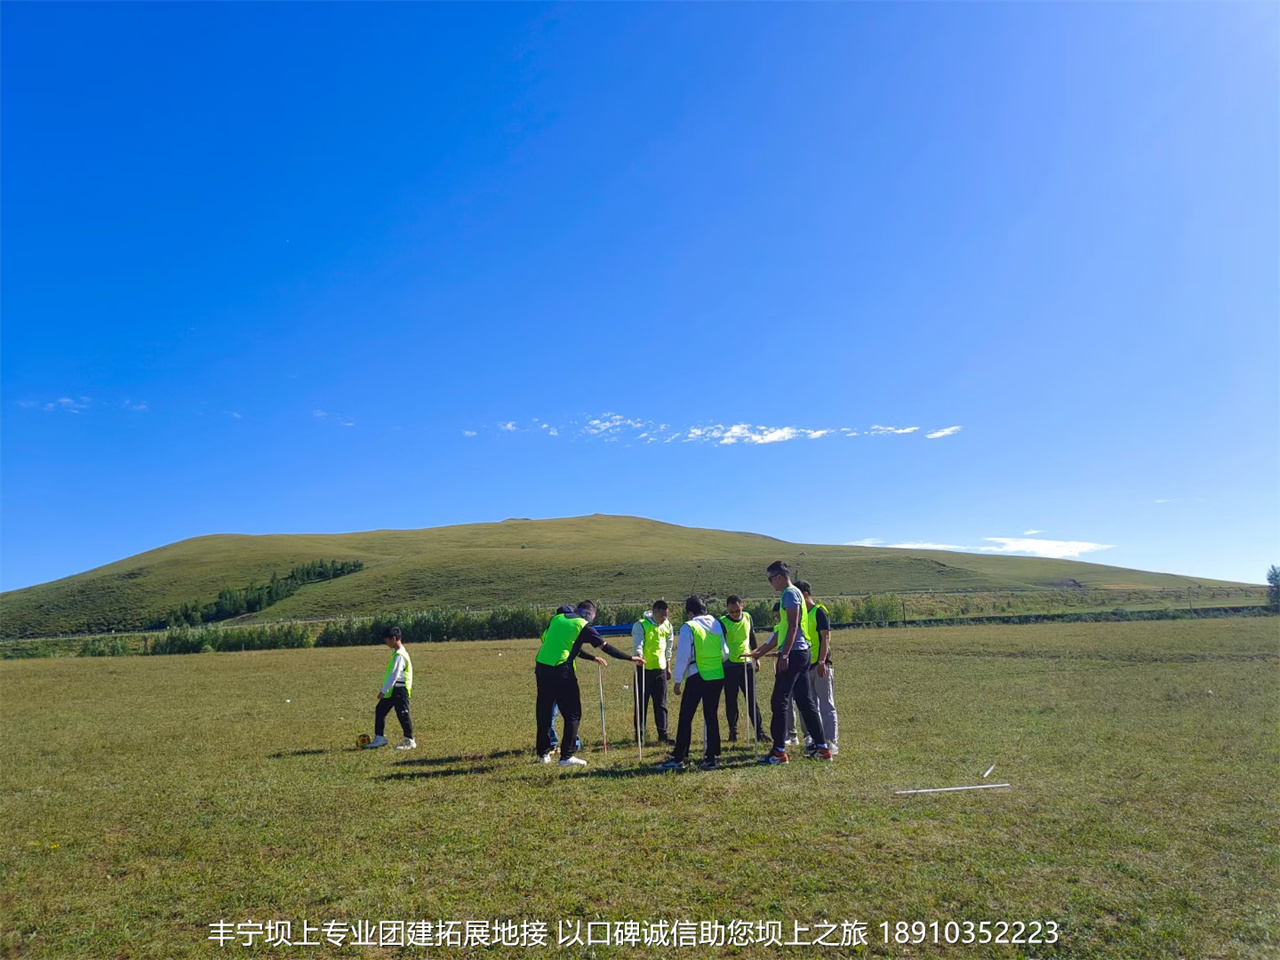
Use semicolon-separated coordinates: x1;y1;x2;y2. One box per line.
375;686;413;739
674;673;723;761
634;666;669;741
723;660;764;740
770;648;825;751
536;663;582;760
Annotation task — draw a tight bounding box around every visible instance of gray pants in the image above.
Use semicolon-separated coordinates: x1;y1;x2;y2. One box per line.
788;665;838;746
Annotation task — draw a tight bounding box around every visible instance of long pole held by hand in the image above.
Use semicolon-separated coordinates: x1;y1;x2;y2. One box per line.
638;664;645;760
598;663;608;754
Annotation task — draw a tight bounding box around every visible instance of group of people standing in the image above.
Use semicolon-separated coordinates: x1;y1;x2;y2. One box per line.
533;560;839;770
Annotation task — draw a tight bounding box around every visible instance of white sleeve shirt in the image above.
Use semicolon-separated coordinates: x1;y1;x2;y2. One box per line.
673;615;728;682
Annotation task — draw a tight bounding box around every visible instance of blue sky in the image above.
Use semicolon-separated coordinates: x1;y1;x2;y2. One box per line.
3;2;1276;591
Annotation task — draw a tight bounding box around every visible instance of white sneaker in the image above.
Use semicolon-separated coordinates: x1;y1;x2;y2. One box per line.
363;734;388;749
558;756;588;768
829;742;839;756
785;737;801;746
394;737;417;750
537;753;553;764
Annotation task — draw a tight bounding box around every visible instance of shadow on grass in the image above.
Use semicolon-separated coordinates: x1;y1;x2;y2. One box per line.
377;765;496;781
268;748;335;758
392;748;527;767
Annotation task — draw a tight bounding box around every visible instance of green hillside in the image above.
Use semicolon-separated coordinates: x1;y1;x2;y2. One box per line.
0;514;1256;638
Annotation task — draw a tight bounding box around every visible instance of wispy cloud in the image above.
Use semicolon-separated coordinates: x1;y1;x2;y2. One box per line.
17;396;92;413
844;538;884;546
980;537;1112;559
462;430;477;437
1023;529;1044;535
926;425;962;439
873;536;1113;560
1154;498;1177;504
227;412;243;419
313;410;328;419
466;414;966;449
123;400;149;413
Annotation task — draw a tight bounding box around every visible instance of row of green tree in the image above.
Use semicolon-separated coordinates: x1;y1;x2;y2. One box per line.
150;560;364;628
313;594;910;647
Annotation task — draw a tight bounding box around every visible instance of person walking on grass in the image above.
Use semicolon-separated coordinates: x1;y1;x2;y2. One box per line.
633;601;674;745
720;595;764;744
790;580;838;757
744;561;832;764
660;596;729;771
535;601;644;768
364;626;416;750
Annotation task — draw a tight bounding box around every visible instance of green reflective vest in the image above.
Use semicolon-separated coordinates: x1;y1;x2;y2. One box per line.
719;613;754;663
639;617;672;670
536;614;588;669
383;647;413;697
778;591;809;655
687;619;726;681
803;602;827;664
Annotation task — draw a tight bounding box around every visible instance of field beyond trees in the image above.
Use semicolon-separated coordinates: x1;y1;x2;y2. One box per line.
2;618;1276;959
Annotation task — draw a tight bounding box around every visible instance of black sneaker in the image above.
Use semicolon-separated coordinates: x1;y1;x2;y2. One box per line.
804;742;819;759
699;757;719;771
727;730;738;742
658;757;686;771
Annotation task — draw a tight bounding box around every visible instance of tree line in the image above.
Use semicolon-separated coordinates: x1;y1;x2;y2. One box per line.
150;560;364;628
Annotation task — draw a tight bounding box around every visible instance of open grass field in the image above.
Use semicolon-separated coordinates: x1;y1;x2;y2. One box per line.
1;515;1261;638
3;618;1277;959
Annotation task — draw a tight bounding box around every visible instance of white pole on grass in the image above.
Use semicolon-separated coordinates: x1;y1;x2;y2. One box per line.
895;784;1011;795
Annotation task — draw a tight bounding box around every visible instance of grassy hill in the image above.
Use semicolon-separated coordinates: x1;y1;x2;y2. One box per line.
0;515;1258;639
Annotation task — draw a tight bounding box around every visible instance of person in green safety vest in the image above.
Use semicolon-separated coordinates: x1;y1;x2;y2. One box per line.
789;580;838;757
631;600;674;744
719;595;764;743
659;596;730;771
535;601;644;767
364;626;415;750
743;561;832;764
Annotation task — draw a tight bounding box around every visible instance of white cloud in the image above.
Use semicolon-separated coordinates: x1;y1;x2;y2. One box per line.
1154;498;1177;504
228;412;243;419
844;538;884;546
926;425;962;439
24;396;92;413
884;541;969;551
979;537;1112;559
462;430;477;437
313;410;328;418
1023;529;1044;536
481;413;950;446
123;400;149;412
